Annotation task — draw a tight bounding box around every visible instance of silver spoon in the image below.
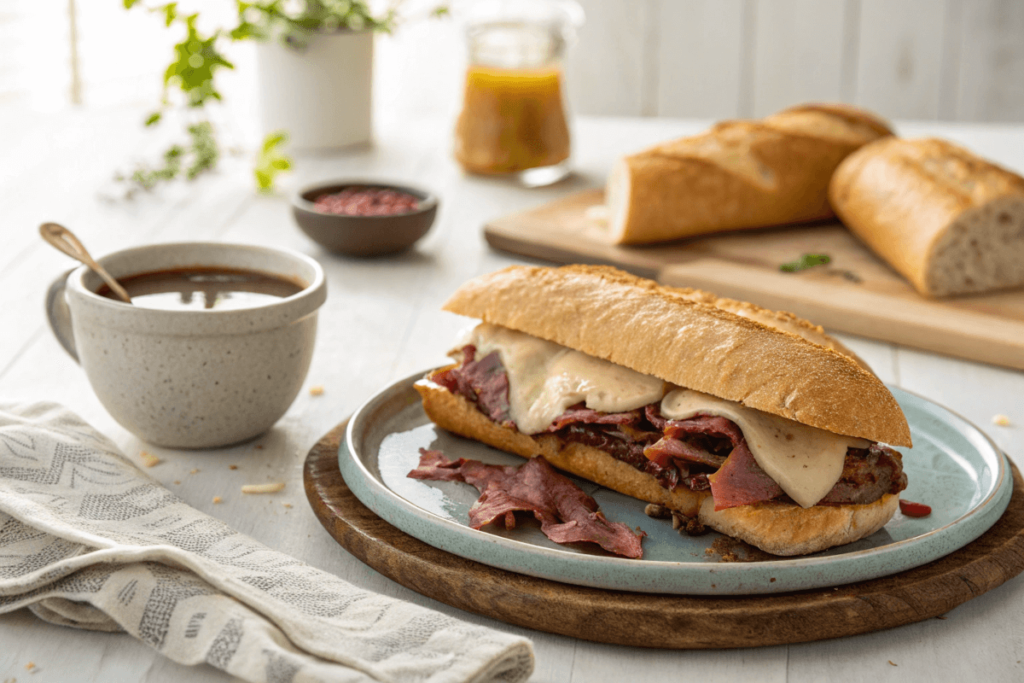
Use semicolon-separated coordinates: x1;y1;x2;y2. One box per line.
40;222;132;304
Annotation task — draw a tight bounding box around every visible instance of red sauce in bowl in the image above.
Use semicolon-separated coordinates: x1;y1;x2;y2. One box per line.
314;187;421;216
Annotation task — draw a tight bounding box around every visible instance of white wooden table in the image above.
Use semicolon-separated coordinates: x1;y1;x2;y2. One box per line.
1;108;1023;683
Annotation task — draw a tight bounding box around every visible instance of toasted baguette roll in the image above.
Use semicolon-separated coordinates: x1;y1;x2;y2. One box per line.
417;381;900;556
443;264;911;447
606;103;893;245
829;137;1024;297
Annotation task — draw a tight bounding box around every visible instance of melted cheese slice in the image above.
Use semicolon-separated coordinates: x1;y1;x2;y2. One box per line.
464;324;667;435
660;388;869;507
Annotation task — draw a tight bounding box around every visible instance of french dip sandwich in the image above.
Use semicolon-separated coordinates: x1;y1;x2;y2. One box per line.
416;265;912;556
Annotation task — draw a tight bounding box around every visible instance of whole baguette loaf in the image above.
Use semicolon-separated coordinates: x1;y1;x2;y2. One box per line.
443;264;911;447
829;137;1024;297
605;103;893;245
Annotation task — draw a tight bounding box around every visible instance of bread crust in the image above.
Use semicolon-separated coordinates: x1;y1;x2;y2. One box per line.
607;103;893;245
667;287;873;371
698;494;899;556
417;382;899;556
829;137;1024;297
443;265;911;446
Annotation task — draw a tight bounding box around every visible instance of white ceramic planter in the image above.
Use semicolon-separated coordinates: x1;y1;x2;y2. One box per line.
255;30;374;151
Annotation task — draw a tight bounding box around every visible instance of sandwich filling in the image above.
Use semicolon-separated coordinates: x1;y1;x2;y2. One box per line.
431;324;906;512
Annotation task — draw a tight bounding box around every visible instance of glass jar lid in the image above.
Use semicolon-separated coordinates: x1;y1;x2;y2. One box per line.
461;0;585;69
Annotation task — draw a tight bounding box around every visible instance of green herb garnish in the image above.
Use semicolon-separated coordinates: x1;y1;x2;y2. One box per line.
780;253;831;272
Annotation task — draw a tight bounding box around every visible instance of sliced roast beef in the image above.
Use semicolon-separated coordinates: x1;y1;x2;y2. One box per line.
663;414;744;445
433;345;513;427
547;405;643;431
429;353;907;511
707;440;785;510
409;448;645;558
644;435;727;469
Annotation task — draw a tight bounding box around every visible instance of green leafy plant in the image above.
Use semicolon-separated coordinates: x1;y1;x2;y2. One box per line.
117;121;219;191
233;1;397;46
254;131;293;192
121;0;448;193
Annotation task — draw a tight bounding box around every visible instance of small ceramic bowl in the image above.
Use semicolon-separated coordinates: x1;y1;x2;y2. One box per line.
292;180;438;256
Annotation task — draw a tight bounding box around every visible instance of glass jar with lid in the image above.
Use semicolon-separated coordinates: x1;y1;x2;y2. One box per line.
453;0;584;187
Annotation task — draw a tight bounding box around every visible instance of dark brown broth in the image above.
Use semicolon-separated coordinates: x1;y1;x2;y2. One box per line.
97;267;303;311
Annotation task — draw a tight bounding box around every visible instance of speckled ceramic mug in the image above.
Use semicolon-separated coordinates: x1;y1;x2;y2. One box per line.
46;242;327;448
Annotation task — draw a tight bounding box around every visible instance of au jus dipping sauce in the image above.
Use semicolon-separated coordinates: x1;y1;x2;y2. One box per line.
96;267;304;311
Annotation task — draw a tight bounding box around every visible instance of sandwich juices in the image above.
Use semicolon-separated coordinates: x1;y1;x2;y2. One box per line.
416;265;911;556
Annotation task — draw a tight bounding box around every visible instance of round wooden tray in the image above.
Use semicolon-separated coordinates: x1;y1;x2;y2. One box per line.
304;420;1024;649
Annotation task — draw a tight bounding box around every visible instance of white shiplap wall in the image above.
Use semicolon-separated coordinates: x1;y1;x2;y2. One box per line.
2;0;1023;125
564;0;1024;122
956;0;1024;121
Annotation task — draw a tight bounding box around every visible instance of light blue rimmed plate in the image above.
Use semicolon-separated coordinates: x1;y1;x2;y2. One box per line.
338;370;1012;595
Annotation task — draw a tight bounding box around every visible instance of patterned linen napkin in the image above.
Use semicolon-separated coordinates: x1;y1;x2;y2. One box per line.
0;402;534;683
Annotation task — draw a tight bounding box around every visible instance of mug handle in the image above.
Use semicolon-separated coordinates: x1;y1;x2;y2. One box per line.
45;269;79;363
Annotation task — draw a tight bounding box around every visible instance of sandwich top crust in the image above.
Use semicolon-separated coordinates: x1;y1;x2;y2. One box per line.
442;265;912;447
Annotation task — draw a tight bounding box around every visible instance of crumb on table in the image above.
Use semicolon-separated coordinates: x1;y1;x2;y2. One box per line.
212;496;223;504
242;482;286;494
139;451;161;468
993;414;1012;427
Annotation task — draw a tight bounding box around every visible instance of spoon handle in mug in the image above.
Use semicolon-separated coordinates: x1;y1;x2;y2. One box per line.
39;223;132;304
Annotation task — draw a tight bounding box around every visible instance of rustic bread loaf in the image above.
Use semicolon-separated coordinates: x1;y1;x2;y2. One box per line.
443;264;911;446
605;103;893;245
829;137;1024;297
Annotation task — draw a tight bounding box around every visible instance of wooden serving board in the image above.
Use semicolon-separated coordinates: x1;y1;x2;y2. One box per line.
304;420;1024;649
484;190;1024;370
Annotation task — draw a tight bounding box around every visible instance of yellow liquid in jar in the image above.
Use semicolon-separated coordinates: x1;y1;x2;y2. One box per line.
454;65;571;174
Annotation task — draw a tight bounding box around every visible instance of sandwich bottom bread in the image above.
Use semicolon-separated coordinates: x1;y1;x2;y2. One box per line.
417;265;912;556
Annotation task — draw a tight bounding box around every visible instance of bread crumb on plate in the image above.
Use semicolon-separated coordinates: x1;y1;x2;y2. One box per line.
309;385;325;396
993;414;1012;427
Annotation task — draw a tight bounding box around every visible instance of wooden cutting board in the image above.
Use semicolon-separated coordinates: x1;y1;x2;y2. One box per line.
305;419;1024;649
484;189;1024;370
